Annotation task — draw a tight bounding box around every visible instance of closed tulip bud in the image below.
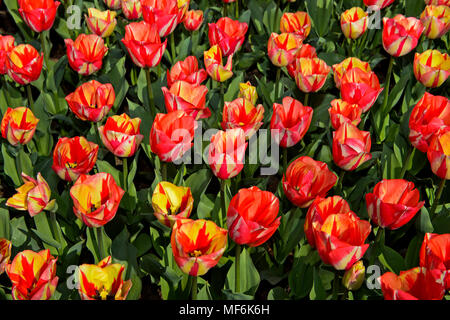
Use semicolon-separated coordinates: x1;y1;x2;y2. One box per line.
1;107;39;146
329;99;362;130
6;44;43;85
18;0;60;32
380;267;446;300
65;80;115;122
122;21;167;69
341;7;369;39
65;34;108;76
427;127;450;179
294;58;331;93
238;81;258;105
421;5;450;39
52;136;99;181
208;17;248;57
6;249;58;300
268;32;302;67
78;256;132;300
283;156;337;208
366;179;425;230
204;45;233;82
104;0;122;10
70;173;125;227
166;56;207;88
340;68;383;112
141;0;184;38
342;261;366;290
409;93;450;153
171;219;228;276
382;15;424;57
333;122;372;171
425;0;449;4
183;9;203;32
363;0;395;9
0;35;14;75
221;98;264;140
151;181;193;227
0;239;11;275
270;96;313;148
121;0;142;20
414;50;450;88
162;81;210;119
150;111;197;163
85;8;117;38
332;57;372;89
227;186;280;247
280;11;311;40
420;233;450;289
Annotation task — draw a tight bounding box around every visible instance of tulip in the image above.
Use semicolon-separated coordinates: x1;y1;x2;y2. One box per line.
420;5;450;39
6;44;43;85
414;49;450;88
121;21;167;69
341;7;369;39
363;0;395;9
6;249;58;300
221;98;264;140
332;122;372;171
141;0;184;38
287;44;318;78
366;179;425;230
294;58;331;93
328;99;362;130
332;57;372;89
380;267;446;300
18;0;60;33
420;233;450;289
162;81;210;120
283;156;337;208
183;10;203;32
340;68;383;112
279;11;311;40
166;56;207;88
409;92;450;153
177;0;190;21
151;181;194;227
425;0;450;4
85;8;117;38
427;127;450;180
150;111;196;163
270;96;313;148
267;32;302;68
0;239;11;275
382;15;424;57
52;136;99;181
342;261;366;290
98;113;144;158
65;34;108;76
70;173;125;227
78;256;132;300
208;17;248;57
121;0;142;20
227;186;280;247
104;0;122;10
238;81;258;105
171;219;228;276
204;45;233;82
208;128;247;180
1;107;39;146
0;35;14;75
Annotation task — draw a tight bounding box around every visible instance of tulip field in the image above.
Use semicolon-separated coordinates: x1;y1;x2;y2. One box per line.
0;0;450;302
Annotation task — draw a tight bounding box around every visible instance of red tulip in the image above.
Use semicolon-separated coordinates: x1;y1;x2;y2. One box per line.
287;44;318;78
183;10;203;32
328;99;362;130
6;44;43;85
1;107;39;146
332;57;372;89
65;34;108;76
0;239;11;275
363;0;395;9
166;56;207;88
0;35;14;75
425;0;450;4
294;58;331;93
267;32;302;67
341;7;369;39
141;0;184;37
382;15;424;57
221;98;264;140
208;17;248;57
279;11;311;40
427;127;450;179
18;0;60;33
420;233;450;289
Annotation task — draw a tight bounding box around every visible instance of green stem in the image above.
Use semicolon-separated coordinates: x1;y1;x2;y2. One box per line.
274;0;281;31
399;147;413;179
304;92;309;107
223;3;228;17
26;84;35;113
275;68;281;103
122;157;128;192
170;32;176;64
93;122;101;145
191;276;198;300
220;81;225;108
220;179;227;228
1;76;10;113
347;38;353;57
235;0;239;19
145;68;155;119
96;226;106;260
106;36;110;48
235;244;241;293
162;161;167;181
40;31;49;70
338;170;345;195
429;178;446;219
283;147;288;174
48;211;62;255
380;56;394;114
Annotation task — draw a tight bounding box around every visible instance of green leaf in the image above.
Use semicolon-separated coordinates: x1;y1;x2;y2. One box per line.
86;227;112;264
225;247;260;296
305;0;333;37
378;245;406;274
184;169;212;203
309;267;327;300
267;287;289;300
288;258;314;299
2;144;21;186
274;208;304;264
0;208;11;240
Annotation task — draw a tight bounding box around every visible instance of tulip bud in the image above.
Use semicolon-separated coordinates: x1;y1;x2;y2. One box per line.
420;5;450;39
280;11;311;40
6;44;43;85
341;7;369;39
183;10;203;32
342;261;366;290
0;35;15;75
85;8;117;38
0;239;11;275
1;107;39;146
382;14;424;57
238;81;258;105
208;17;248;57
414;49;450;88
204;45;233;82
221;98;264;140
18;0;60;32
121;0;142;20
65;34;108;76
267;32;302;67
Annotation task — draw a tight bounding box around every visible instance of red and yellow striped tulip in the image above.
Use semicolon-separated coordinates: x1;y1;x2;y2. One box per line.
221;98;264;140
78;256;132;300
18;0;60;32
287;44;318;78
6;249;58;300
122;21;167;69
104;0;122;10
270;96;313;148
427;127;450;180
121;0;142;20
65;34;108;76
52;136;99;181
283;156;337;208
267;32;302;67
166;56;207;88
150;111;196;163
183;10;203;32
332;122;372;171
0;35;14;75
341;7;369;39
141;0;184;38
171;219;228;276
332;57;371;89
151;181;193;227
328;99;362;130
208;17;248;57
363;0;395;9
65;80;115;122
238;81;258;105
420;233;450;289
85;8;117;38
279;11;311;40
420;5;450;39
208;128;247;180
414;49;450;88
6;44;43;85
1;107;39;146
342;260;366;291
204;45;233;82
382;15;424;57
0;239;11;275
99;113;144;158
294;58;331;93
425;0;449;4
70;173;125;227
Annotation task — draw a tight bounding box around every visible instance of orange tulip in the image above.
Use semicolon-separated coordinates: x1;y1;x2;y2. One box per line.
328;99;362;130
208;17;248;57
65;34;108;76
382;15;424;57
221;98;264;140
279;11;311;40
166;56;207;88
1;107;39;146
18;0;60;32
420;5;450;39
341;7;369;39
85;8;117;38
0;35;14;75
0;239;11;275
121;0;142;20
427;127;450;179
267;32;302;67
332;57;372;89
294;58;331;93
204;45;233;82
420;233;450;289
287;44;318;78
183;9;203;32
6;44;43;85
414;49;450;88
